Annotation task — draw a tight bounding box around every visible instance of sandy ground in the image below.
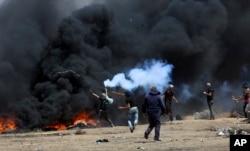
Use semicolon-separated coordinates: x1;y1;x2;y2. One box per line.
0;116;249;151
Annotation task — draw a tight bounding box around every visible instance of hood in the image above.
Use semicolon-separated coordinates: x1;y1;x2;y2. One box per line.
149;90;160;96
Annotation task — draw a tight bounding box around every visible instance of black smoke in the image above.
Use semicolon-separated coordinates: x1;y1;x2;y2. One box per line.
0;0;250;129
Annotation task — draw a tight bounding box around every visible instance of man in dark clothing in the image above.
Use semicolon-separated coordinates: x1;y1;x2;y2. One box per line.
142;86;166;141
112;90;139;133
203;83;215;120
163;84;178;121
91;88;115;127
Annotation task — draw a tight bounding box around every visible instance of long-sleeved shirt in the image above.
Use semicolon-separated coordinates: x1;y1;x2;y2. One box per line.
142;89;166;113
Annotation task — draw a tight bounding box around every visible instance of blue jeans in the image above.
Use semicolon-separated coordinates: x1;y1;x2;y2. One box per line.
128;107;138;129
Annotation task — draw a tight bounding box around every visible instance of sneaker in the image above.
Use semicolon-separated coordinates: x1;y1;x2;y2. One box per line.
144;132;149;139
130;127;133;133
154;139;162;142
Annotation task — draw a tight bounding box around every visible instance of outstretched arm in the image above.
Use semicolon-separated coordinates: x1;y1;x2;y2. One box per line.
91;92;99;98
112;91;126;96
104;87;113;103
173;96;178;103
105;87;108;96
203;91;212;96
118;103;130;110
232;95;244;102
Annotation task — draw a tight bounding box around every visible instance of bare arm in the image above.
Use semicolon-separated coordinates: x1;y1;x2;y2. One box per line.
232;95;244;102
118;103;130;110
91;92;99;98
112;91;126;96
105;87;108;96
203;91;212;96
173;96;178;103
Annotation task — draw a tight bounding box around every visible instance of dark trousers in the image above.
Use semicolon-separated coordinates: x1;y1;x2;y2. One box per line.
165;100;173;121
207;100;214;119
98;110;114;127
145;111;161;140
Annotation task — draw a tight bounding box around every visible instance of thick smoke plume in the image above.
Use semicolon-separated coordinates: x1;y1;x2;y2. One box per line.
0;0;250;130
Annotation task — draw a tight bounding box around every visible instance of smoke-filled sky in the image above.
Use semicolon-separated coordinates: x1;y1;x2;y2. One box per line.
1;0;250;129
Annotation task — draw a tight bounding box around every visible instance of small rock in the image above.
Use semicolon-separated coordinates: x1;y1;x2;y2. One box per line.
137;146;146;150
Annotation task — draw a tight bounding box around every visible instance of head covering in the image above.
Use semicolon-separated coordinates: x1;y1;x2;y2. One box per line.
124;90;131;96
206;83;211;86
151;86;157;91
242;83;248;88
169;84;174;88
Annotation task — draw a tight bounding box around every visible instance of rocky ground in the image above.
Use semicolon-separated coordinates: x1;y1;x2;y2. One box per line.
0;115;249;151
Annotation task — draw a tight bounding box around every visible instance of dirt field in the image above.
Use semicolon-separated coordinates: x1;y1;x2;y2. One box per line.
0;116;249;151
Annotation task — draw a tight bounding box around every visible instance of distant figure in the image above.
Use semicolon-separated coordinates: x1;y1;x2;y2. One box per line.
142;86;166;141
203;83;215;120
112;90;138;133
244;92;250;123
232;83;250;118
91;87;114;127
163;84;179;121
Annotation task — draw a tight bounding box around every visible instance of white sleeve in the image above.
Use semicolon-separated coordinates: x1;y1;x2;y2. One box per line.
106;96;114;104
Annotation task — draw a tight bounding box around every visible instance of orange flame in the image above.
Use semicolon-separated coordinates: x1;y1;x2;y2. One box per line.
45;121;67;130
0;115;17;133
45;111;97;131
72;111;97;126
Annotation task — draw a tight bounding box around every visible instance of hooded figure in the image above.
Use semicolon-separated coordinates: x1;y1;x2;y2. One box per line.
142;86;166;141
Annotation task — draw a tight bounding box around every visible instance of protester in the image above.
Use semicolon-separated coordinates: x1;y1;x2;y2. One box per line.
112;90;138;133
244;92;250;123
203;82;215;120
232;83;250;118
142;86;166;141
162;84;178;122
91;87;115;127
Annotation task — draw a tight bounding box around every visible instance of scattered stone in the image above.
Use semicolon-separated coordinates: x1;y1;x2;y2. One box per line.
194;110;211;120
96;139;109;144
113;135;121;138
230;111;245;118
137;146;146;150
211;126;249;137
176;115;183;120
74;129;86;135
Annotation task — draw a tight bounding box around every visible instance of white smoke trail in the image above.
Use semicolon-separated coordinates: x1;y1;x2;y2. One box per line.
104;59;174;92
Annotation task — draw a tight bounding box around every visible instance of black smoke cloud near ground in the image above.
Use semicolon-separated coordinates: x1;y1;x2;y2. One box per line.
11;4;115;129
0;0;64;113
0;0;250;129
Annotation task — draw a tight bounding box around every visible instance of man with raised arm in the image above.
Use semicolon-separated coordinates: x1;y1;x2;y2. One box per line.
91;87;114;127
